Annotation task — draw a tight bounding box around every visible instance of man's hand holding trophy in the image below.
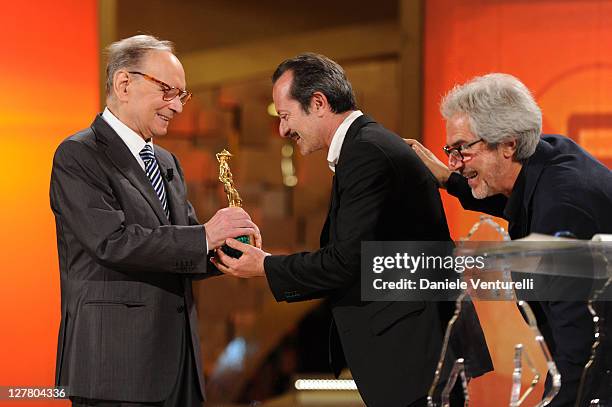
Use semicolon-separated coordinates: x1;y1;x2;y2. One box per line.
213;149;268;278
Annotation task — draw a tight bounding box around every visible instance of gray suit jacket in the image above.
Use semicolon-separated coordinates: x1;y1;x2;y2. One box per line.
50;114;217;402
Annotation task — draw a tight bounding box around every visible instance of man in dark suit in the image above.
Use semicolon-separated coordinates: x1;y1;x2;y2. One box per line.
214;53;491;407
407;73;612;406
50;35;260;406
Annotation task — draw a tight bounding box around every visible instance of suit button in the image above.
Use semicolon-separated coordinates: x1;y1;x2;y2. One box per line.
177;305;185;313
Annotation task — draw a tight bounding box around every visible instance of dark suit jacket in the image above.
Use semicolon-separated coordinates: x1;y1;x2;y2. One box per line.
264;115;491;406
50;115;218;402
447;134;612;405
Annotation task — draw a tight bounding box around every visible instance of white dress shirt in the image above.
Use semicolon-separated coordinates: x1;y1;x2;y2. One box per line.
102;107;153;171
327;110;363;173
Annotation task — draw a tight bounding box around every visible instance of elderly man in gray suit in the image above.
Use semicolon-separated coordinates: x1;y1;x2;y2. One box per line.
50;35;260;407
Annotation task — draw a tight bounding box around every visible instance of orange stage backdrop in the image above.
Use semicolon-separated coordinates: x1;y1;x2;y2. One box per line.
423;0;612;404
0;1;98;405
1;1;611;405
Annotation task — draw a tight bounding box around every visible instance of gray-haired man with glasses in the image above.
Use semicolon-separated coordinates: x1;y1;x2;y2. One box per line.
407;73;611;406
50;35;261;406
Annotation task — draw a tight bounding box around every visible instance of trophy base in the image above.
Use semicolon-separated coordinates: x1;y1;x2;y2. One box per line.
221;235;250;259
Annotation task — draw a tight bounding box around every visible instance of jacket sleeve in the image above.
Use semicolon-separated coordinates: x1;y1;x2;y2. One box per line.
446;172;507;218
50;140;210;274
264;141;393;302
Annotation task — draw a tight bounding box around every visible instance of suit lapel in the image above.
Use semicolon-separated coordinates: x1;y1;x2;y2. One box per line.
321;114;375;245
523;140;550;208
91;115;170;226
520;139;551;235
320;175;336;247
156;153;187;225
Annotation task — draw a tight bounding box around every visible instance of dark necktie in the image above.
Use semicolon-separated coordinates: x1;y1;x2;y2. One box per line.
139;145;169;219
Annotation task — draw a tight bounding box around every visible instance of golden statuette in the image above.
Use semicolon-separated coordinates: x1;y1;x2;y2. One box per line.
216;149;251;257
216;149;243;207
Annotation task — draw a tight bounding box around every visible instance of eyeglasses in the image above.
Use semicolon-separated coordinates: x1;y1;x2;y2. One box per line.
128;71;192;105
443;138;484;161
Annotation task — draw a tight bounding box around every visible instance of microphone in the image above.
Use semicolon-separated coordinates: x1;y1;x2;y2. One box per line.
165;168;174;181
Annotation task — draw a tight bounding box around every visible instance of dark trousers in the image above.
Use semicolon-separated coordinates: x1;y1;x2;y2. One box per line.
532;301;604;407
538;300;612;407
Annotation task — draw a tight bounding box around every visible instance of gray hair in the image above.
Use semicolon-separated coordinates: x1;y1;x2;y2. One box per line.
440;73;542;161
105;35;174;97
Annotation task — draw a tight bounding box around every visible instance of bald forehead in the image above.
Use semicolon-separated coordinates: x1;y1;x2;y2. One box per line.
140;50;186;89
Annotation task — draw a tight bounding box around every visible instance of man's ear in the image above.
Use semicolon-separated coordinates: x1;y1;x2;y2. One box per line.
310;91;329;116
501;138;518;159
113;70;131;102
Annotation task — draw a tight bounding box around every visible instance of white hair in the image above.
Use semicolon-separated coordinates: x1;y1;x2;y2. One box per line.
105;35;174;97
440;73;542;161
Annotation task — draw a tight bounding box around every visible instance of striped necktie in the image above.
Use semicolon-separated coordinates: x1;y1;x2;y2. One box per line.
139;145;169;219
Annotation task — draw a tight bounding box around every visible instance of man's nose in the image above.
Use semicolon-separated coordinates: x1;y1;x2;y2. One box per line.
279;120;290;138
169;96;183;114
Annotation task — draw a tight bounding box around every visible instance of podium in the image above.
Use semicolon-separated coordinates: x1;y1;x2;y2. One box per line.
428;217;612;407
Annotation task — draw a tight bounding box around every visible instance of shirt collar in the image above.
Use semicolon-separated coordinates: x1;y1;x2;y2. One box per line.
102;107;154;162
327;110;363;172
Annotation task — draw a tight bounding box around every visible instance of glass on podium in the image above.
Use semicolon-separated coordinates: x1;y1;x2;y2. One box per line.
427;216;611;407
